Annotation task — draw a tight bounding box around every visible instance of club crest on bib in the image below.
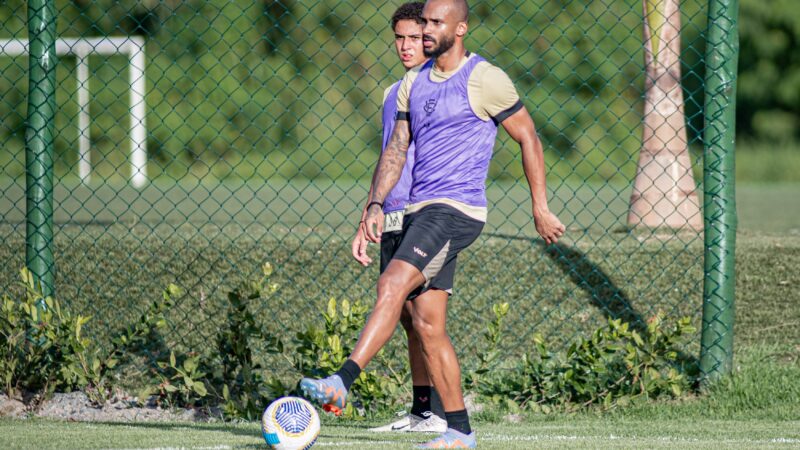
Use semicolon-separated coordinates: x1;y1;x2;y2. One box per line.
424;98;437;114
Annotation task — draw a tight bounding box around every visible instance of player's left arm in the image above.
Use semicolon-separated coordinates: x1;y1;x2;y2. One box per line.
476;63;565;244
500;107;565;244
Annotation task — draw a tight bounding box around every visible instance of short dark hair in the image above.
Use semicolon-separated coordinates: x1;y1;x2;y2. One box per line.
391;2;425;30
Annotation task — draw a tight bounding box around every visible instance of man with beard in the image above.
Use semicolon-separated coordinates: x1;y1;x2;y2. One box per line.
350;1;447;434
302;0;565;447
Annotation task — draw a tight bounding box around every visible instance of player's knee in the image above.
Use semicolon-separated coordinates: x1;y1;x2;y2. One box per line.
376;275;408;307
411;313;443;342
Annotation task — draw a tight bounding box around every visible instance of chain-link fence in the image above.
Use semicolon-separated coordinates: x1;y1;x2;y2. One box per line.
0;0;736;378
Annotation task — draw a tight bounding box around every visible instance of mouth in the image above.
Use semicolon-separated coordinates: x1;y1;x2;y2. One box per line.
401;53;413;60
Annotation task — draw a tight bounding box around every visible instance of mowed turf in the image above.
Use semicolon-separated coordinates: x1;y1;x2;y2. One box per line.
0;419;797;449
1;344;799;449
2;178;797;235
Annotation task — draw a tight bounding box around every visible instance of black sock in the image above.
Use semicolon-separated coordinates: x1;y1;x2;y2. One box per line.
410;385;432;417
430;387;445;419
334;359;361;392
444;409;472;435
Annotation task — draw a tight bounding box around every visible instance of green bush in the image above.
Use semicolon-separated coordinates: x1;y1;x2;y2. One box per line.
290;297;409;417
150;266;407;419
2;263;702;417
0;0;713;183
475;313;697;412
0;268;172;403
149;264;285;419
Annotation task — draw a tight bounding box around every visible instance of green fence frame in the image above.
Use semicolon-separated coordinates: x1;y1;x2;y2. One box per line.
700;0;739;383
24;0;57;300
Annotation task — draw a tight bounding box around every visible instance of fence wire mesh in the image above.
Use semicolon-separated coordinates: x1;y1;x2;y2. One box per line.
0;0;732;373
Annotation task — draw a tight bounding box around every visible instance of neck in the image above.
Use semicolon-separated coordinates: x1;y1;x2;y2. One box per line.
405;59;430;73
433;42;466;72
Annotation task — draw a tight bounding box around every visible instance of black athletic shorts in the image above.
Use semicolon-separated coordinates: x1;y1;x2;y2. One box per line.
380;219;427;299
390;203;484;295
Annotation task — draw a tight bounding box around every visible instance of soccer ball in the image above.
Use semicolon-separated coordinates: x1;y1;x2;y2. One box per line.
261;396;321;450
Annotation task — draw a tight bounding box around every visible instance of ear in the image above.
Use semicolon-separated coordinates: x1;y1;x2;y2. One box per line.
456;21;468;37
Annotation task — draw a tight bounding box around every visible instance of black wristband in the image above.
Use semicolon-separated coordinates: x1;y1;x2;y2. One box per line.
366;201;383;211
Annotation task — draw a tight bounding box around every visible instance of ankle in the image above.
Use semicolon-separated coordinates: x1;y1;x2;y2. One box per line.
410;385;432;417
334;359;362;392
444;409;471;435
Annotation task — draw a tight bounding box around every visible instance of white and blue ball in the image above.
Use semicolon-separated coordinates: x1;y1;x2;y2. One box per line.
261;396;320;450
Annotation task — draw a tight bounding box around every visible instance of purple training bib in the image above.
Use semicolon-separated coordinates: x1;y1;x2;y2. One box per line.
407;55;498;208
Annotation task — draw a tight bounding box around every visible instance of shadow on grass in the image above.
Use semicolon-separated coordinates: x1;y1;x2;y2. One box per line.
484;232;698;367
486;232;645;329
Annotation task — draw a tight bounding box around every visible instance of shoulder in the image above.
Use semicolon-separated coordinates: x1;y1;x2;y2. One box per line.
402;63;425;86
467;59;521;121
470;60;514;88
382;81;401;105
397;64;426;112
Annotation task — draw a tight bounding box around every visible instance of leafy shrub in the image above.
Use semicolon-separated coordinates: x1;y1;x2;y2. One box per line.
0;268;173;403
290;297;409;417
465;302;510;392
149;264;284;419
475;312;697;412
151;267;408;419
2;264;700;418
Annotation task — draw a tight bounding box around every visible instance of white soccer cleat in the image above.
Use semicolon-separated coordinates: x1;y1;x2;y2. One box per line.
408;412;448;433
369;412;447;433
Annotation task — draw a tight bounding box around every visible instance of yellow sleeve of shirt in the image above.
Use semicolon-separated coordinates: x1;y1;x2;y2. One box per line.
468;62;522;122
382;85;394;105
395;65;423;114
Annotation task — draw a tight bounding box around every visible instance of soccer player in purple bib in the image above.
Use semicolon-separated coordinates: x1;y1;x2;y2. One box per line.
303;0;565;447
351;2;447;434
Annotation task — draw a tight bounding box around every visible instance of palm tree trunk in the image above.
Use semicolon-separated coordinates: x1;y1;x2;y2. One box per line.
628;0;702;229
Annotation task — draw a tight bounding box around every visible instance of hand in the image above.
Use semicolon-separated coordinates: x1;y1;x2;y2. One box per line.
351;223;373;267
364;204;384;243
534;209;565;244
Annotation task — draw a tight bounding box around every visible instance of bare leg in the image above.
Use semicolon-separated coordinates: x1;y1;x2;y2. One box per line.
401;301;431;386
349;259;425;368
411;289;465;411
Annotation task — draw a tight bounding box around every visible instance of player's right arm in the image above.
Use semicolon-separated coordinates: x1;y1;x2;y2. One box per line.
351;85;399;264
363;72;415;243
364;118;411;243
350;165;378;266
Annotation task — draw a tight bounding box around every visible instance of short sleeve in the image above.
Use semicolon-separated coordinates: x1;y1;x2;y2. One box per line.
395;65;422;117
382;85;394;105
468;62;522;123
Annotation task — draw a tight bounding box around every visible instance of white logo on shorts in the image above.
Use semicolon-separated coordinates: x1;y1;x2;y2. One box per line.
413;247;428;258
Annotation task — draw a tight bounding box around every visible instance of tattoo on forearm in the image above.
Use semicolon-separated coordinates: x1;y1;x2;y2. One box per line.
370;120;410;210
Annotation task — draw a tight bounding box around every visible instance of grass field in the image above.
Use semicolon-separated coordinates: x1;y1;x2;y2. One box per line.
1;178;797;235
0;180;798;449
0;180;797;368
1;345;798;449
0;178;713;355
1;418;797;449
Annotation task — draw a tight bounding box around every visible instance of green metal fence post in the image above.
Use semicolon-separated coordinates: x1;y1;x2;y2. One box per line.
700;0;739;383
25;0;57;298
